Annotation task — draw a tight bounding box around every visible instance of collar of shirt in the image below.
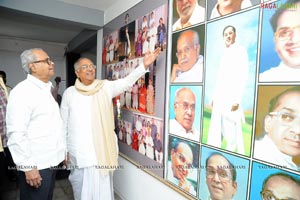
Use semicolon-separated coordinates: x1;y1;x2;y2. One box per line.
172;118;195;134
278;61;300;71
173;4;204;31
27;74;52;91
262;135;297;167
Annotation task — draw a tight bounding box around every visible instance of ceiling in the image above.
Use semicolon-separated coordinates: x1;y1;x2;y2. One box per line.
0;0;119;53
58;0;116;11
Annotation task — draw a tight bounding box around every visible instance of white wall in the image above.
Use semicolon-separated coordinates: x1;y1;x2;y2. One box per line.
0;36;67;95
114;157;189;200
104;0;143;25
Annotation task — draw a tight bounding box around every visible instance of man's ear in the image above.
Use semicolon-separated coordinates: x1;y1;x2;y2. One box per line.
196;44;200;55
171;148;175;156
232;181;238;195
75;70;79;78
264;115;272;133
29;63;35;73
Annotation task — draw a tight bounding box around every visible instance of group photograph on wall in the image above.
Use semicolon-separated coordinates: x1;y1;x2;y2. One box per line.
166;0;300;199
102;0;300;199
102;2;168;178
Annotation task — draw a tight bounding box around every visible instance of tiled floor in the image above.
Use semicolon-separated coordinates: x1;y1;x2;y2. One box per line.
1;173;122;200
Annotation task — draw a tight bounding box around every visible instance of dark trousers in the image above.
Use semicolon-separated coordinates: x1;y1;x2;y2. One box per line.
18;168;56;200
0;152;5;199
4;147;17;180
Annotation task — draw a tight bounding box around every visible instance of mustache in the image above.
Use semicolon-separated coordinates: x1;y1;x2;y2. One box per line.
180;58;189;64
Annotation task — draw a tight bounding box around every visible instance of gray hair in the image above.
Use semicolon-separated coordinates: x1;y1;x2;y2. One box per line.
74;57;93;71
74;58;85;71
174;87;195;103
74;57;89;71
20;48;43;74
178;30;200;47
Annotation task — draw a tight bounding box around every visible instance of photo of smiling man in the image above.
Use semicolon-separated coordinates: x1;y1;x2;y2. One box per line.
259;0;300;82
198;146;250;200
167;136;199;196
254;86;300;172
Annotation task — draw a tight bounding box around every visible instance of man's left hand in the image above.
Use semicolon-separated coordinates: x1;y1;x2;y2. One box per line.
231;104;239;111
143;48;161;69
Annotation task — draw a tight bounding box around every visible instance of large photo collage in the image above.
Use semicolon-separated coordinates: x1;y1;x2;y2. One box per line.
167;0;300;199
102;3;168;178
102;0;300;199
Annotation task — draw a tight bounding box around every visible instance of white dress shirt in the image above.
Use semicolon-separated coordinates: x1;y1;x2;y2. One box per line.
60;64;147;168
169;119;200;141
167;161;196;196
259;62;300;82
174;55;203;83
254;135;299;171
135;120;142;132
173;3;205;31
6;74;65;171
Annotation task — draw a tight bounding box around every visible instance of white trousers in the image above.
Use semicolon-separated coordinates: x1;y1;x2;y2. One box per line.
69;167;114;200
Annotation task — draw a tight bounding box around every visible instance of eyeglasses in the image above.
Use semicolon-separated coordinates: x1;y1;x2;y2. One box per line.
176;45;196;57
79;64;96;70
260;190;297;200
32;58;53;65
176;102;195;112
175;152;193;169
275;26;300;41
268;111;300;126
206;167;232;182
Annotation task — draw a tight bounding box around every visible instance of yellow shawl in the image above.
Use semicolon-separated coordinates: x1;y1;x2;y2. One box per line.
0;77;8;98
0;77;7;152
75;79;118;175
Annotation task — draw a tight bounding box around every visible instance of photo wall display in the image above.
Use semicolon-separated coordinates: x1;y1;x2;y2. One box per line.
102;1;168;178
167;0;300;199
102;0;300;199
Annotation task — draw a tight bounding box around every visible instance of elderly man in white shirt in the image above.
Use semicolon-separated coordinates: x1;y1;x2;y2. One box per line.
259;0;300;82
173;0;205;31
169;87;200;141
254;86;300;172
60;48;161;200
171;30;203;83
6;48;66;200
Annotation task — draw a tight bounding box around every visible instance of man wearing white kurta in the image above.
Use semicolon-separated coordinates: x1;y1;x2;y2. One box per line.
173;0;205;31
254;86;300;172
255;135;299;171
171;30;204;83
169;87;200;142
173;55;203;83
60;49;161;200
260;62;300;82
169;119;200;141
207;26;248;154
259;1;300;82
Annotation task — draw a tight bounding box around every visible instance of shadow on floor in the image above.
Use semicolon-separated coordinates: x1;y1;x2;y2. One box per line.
0;170;122;200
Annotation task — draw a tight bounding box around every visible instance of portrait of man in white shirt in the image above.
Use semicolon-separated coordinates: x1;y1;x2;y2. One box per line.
259;0;300;82
254;86;300;172
169;86;201;142
172;0;205;31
